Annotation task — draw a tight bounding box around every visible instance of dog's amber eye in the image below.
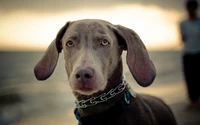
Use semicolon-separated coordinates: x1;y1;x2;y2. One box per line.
101;39;109;46
66;40;74;47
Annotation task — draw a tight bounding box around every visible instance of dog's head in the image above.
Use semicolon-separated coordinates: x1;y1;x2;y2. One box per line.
34;19;156;95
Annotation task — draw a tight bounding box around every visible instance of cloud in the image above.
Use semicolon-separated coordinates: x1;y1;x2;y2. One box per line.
0;0;192;13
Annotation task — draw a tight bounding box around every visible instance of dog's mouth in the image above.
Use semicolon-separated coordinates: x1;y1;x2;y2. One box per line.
78;86;94;92
73;82;103;95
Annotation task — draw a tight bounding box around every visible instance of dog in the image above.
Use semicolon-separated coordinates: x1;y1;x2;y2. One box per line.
34;19;177;125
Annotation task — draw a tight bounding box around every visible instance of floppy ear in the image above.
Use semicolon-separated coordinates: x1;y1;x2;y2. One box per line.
114;25;156;87
34;22;70;80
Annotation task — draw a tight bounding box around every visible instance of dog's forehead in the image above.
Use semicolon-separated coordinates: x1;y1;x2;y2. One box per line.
68;20;111;34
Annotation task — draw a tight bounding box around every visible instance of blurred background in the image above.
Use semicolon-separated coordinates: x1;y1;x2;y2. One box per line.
0;0;200;125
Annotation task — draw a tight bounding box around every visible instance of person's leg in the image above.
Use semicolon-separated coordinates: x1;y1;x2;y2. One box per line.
183;54;198;107
192;53;200;102
195;53;200;106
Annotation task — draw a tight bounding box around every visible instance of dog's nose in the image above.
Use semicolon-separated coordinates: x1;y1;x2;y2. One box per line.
75;67;94;83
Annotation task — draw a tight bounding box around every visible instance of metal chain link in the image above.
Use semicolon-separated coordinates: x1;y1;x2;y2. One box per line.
75;78;127;108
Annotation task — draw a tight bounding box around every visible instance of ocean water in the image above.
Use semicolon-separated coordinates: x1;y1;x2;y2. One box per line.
0;51;183;86
0;51;185;125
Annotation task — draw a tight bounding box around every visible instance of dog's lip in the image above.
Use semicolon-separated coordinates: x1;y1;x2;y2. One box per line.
74;83;97;92
78;87;94;91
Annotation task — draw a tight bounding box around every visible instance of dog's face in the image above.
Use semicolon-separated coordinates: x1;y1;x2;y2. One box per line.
61;20;122;95
34;19;156;96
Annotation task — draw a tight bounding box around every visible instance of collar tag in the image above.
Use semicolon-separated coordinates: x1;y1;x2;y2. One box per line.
124;86;137;105
124;91;130;104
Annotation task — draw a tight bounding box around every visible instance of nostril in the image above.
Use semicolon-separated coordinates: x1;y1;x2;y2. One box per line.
85;73;92;78
76;74;81;79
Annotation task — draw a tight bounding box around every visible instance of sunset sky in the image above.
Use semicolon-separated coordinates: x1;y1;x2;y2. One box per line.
0;0;198;51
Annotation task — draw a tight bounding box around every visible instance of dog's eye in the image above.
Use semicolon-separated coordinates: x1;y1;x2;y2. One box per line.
101;39;109;46
66;40;74;47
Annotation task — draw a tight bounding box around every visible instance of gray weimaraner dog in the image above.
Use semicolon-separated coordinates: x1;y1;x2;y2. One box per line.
34;19;177;125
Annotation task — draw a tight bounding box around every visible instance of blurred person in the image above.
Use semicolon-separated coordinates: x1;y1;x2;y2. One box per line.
179;0;200;109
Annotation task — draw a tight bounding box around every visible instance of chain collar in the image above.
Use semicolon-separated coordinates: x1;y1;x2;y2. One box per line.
75;77;127;108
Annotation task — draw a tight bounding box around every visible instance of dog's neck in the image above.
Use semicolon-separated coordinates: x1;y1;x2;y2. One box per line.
74;59;126;117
